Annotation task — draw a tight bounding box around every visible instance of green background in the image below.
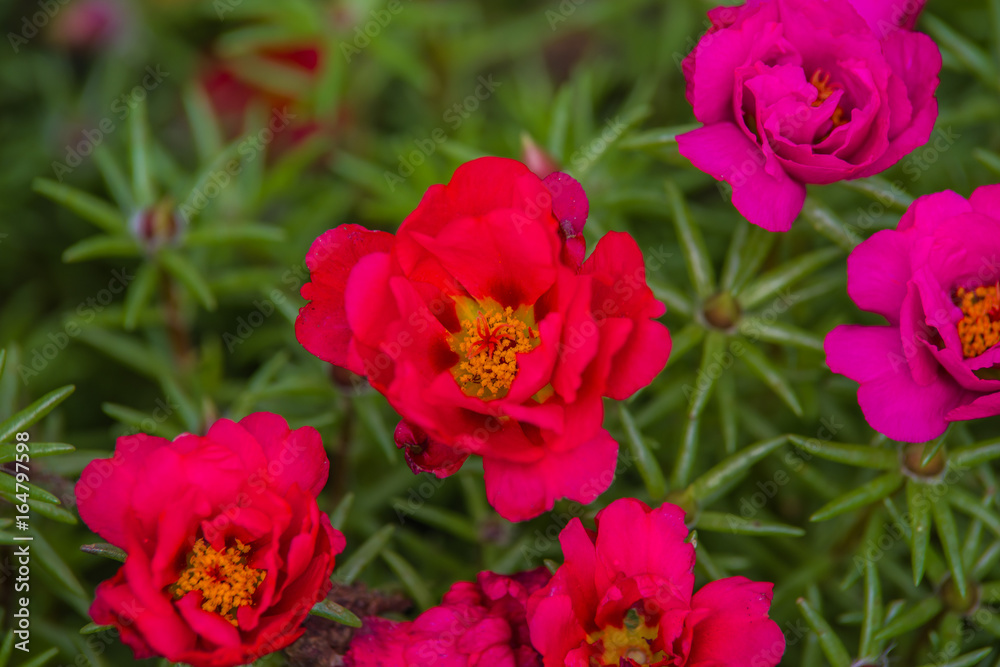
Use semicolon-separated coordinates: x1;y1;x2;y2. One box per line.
2;0;1000;665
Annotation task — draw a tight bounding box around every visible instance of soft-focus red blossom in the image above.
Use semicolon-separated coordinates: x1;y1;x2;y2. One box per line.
826;186;1000;442
678;0;940;231
346;568;550;667
527;499;784;666
75;412;344;667
200;42;335;152
295;157;672;521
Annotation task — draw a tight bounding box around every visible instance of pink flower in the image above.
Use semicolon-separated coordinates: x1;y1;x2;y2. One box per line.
527;499;784;667
847;0;927;36
48;0;130;52
346;569;550;667
75;413;344;667
677;0;940;232
295;157;672;521
825;186;1000;442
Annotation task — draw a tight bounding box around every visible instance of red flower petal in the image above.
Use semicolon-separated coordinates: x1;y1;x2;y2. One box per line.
296;224;394;371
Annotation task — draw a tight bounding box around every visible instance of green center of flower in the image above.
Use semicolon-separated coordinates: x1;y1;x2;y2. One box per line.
449;300;539;399
955;284;1000;358
171;539;265;625
586;609;665;666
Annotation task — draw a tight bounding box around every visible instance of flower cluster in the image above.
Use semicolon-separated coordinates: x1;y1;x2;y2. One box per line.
529;499;783;666
346;499;784;667
346;568;550;666
295;156;672;521
73;1;1000;663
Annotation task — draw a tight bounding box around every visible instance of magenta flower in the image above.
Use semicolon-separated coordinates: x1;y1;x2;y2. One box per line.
345;569;550;666
677;0;940;232
847;0;927;36
826;186;1000;442
527;499;784;666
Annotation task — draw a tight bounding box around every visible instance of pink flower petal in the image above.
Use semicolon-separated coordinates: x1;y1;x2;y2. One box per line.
826;324;971;441
677;123;806;231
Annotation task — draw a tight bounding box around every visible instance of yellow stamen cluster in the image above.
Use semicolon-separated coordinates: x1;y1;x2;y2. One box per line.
810;69;847;127
172;539;265;626
956;285;1000;359
586;610;665;666
453;306;538;399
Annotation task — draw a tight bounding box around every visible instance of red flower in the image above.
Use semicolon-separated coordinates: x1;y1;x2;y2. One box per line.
200;42;335;151
75;413;345;667
527;499;785;666
346;568;550;666
295;157;672;521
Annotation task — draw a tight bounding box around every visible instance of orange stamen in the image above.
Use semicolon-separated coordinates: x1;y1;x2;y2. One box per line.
810;69;848;128
956;284;1000;358
172;539;265;626
451;305;539;399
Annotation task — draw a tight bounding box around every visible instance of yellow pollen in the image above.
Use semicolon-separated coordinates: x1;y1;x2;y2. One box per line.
586;610;665;666
451;305;538;399
172;539;265;626
956;284;1000;359
810;69;847;128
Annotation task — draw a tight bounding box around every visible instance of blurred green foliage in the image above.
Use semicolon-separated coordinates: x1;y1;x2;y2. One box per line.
2;0;1000;665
